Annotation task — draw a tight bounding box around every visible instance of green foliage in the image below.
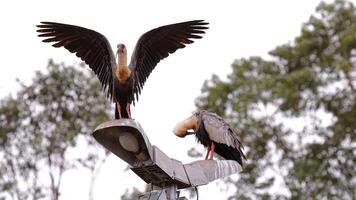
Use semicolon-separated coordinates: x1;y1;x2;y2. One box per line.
195;0;356;199
120;188;143;200
0;60;111;200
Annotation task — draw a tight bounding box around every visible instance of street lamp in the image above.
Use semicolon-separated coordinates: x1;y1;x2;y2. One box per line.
92;119;241;200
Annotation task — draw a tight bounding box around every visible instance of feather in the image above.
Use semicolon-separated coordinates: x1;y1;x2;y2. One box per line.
129;20;209;103
37;22;116;101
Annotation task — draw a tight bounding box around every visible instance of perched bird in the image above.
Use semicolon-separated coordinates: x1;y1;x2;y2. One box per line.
37;20;209;119
173;110;246;166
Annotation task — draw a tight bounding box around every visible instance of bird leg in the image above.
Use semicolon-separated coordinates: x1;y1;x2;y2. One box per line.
126;103;131;118
117;103;122;119
208;143;215;160
205;145;211;160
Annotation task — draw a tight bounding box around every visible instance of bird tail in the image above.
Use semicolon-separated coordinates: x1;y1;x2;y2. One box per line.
215;143;244;166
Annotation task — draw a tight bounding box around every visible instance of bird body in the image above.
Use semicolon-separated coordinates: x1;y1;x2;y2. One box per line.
37;20;208;119
114;73;134;118
173;110;246;166
112;43;133;118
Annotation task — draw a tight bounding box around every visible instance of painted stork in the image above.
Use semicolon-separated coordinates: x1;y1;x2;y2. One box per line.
173;110;246;166
36;20;208;119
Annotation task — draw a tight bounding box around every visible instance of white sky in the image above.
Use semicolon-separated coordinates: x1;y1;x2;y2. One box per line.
0;0;346;199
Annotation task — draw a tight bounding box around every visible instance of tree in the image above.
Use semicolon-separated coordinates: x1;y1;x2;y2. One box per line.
0;60;111;200
120;188;143;200
195;0;356;199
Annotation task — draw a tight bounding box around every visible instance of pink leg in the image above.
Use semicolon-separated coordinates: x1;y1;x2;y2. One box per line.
126;103;131;118
117;103;122;118
204;145;211;160
208;143;215;160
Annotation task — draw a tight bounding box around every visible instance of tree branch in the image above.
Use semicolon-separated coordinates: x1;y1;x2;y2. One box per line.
89;153;109;200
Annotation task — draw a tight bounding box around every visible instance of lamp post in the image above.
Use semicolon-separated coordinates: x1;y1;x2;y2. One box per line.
92;119;241;200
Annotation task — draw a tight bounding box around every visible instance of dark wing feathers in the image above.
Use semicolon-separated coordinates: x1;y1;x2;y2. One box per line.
214;143;244;166
36;22;116;100
130;20;209;104
200;111;246;161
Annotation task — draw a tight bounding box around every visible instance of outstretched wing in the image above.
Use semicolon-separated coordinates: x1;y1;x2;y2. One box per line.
36;22;116;100
200;111;246;160
129;20;209;104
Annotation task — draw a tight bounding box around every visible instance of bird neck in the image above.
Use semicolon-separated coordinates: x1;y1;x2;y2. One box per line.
118;52;127;67
116;53;131;83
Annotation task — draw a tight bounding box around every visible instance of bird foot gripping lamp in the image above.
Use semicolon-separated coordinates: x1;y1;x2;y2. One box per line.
92;119;242;200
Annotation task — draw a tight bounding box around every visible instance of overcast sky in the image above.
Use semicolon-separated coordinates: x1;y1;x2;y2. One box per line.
0;0;345;199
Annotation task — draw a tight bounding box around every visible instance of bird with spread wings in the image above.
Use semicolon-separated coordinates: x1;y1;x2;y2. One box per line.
37;20;209;118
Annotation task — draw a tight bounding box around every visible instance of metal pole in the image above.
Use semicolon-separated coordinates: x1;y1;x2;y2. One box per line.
164;185;177;200
138;184;188;200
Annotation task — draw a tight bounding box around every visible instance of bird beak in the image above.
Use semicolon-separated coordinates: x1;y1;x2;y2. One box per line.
185;131;195;136
173;115;198;138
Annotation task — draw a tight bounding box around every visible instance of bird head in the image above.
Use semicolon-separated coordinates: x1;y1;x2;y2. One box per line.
173;115;198;138
117;43;127;54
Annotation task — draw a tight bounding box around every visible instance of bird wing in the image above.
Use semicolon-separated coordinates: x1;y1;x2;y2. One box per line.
201;111;246;159
128;20;209;104
36;22;116;100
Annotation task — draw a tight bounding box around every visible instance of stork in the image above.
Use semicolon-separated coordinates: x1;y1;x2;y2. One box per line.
37;20;208;118
173;110;246;166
